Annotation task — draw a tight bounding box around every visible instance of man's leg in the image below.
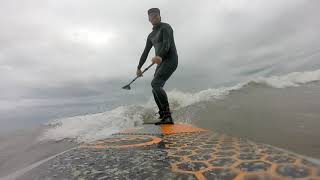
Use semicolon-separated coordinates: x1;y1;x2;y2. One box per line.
151;61;177;124
152;64;164;115
152;89;163;111
152;89;164;119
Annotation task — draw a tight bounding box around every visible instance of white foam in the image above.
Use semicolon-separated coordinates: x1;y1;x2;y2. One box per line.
38;105;144;143
160;83;245;109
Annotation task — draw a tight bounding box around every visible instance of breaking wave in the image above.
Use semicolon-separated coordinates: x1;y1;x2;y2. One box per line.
39;69;320;143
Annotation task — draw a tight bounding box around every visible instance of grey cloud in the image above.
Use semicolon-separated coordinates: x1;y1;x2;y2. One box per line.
1;0;320;110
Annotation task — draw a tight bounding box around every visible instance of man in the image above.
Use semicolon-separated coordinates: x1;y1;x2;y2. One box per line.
136;8;178;125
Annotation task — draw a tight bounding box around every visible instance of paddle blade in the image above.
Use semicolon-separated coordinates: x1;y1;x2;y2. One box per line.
122;84;131;90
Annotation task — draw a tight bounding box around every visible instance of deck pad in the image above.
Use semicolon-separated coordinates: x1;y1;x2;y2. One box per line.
11;123;320;180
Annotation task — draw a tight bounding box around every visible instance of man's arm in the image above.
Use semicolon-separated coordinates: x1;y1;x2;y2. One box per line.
156;25;172;59
137;37;152;69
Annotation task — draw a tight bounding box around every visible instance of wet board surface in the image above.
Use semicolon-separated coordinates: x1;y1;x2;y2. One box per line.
5;123;320;180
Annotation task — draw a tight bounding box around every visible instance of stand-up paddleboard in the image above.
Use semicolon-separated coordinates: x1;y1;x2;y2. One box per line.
4;123;320;180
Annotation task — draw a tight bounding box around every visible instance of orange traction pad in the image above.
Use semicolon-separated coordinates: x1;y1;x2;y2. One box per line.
160;123;207;135
79;124;207;149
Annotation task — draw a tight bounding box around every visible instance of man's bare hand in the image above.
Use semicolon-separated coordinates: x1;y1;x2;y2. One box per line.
151;56;162;64
136;69;143;77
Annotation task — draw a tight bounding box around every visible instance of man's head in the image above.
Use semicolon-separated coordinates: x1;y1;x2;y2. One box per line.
148;8;161;25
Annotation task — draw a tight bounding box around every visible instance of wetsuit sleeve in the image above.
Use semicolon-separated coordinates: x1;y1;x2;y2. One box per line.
156;26;172;59
137;36;152;69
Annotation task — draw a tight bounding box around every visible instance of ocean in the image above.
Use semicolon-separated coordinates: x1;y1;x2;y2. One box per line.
1;68;320;177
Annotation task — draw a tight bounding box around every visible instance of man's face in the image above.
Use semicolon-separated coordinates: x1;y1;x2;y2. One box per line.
148;13;161;25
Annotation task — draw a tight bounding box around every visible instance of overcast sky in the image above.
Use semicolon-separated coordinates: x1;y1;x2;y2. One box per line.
1;0;320;111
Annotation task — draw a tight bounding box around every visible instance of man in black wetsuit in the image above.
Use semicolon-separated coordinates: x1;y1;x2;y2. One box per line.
136;8;178;125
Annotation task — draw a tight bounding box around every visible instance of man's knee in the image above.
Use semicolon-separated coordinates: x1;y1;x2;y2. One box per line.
151;78;162;89
152;88;157;95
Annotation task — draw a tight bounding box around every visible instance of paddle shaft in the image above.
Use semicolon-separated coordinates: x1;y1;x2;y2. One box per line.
128;63;155;85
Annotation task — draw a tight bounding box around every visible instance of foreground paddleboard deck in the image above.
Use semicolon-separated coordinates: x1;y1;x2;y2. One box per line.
17;124;320;180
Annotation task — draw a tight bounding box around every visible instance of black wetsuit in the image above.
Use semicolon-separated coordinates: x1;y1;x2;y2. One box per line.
137;22;178;112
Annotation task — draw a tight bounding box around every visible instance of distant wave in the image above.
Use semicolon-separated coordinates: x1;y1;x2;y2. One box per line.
156;69;320;109
251;69;320;88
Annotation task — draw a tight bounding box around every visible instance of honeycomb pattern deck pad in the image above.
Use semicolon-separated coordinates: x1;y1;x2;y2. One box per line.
17;123;320;180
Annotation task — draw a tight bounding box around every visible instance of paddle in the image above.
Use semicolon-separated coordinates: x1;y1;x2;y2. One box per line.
122;63;155;90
